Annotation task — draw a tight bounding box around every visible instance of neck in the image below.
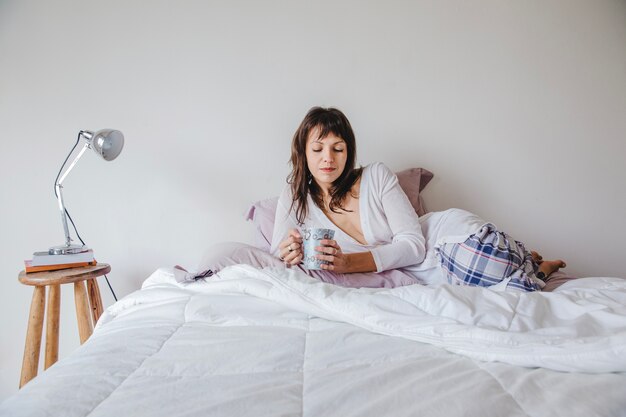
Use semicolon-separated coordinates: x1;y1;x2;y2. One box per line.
311;182;332;211
313;180;332;197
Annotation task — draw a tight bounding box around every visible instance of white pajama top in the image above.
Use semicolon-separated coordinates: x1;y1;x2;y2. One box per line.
270;162;428;272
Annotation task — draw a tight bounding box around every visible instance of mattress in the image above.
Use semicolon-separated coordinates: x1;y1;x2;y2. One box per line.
1;265;625;417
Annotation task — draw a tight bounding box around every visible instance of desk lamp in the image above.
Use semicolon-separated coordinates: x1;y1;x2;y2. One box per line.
49;129;124;255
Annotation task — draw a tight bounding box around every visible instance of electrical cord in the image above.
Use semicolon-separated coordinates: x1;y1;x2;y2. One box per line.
53;132;118;301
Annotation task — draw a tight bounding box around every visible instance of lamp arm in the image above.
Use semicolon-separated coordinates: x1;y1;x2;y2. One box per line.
55;183;72;246
55;142;90;246
57;140;90;185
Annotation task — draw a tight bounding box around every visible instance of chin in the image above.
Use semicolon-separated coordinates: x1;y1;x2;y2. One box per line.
319;174;339;182
313;177;335;188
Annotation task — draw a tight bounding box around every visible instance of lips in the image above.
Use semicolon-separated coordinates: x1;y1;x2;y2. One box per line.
320;167;335;173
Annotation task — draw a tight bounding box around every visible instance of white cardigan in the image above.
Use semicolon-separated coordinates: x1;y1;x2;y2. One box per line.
271;163;427;272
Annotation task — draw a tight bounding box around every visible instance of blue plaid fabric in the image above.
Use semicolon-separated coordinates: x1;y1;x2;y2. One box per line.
437;224;542;292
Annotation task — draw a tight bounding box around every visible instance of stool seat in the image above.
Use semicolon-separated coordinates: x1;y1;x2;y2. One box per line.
18;263;110;388
19;264;111;286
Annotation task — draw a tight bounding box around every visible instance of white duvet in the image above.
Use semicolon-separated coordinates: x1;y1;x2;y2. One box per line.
142;265;626;373
2;264;626;417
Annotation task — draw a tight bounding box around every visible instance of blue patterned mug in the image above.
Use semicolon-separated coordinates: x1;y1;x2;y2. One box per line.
302;228;336;270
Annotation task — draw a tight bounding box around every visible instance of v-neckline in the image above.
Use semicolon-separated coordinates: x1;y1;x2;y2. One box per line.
314;169;369;246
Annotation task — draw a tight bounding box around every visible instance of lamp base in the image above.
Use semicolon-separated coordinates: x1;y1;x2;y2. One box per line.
48;244;89;255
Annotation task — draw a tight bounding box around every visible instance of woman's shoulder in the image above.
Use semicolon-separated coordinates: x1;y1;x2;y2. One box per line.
362;162;395;181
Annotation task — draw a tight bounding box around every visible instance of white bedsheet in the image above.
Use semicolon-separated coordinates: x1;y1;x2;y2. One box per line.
144;265;626;373
2;265;625;417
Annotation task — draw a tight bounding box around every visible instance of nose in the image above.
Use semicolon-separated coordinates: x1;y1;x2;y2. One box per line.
322;148;334;162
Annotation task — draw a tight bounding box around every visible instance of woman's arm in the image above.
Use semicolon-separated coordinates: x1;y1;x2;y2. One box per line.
367;163;426;271
316;244;377;273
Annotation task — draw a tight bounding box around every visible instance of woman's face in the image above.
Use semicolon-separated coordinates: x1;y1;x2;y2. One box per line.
305;127;347;191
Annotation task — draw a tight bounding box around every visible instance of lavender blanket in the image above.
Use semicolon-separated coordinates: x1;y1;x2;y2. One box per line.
188;242;574;291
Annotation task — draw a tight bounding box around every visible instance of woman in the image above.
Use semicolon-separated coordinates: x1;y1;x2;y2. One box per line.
270;107;565;291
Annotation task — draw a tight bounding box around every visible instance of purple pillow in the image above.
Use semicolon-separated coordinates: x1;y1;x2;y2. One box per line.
245;167;434;251
244;196;279;251
395;167;433;216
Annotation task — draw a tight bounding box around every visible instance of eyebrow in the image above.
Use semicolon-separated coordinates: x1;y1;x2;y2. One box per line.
312;138;345;145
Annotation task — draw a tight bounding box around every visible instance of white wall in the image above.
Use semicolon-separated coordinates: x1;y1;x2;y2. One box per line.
1;0;624;401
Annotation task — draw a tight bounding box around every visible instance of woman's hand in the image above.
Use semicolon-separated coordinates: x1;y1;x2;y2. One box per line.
315;239;349;273
316;240;377;274
278;229;303;267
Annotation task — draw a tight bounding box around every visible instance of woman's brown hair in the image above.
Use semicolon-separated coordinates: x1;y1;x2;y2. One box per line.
288;107;362;225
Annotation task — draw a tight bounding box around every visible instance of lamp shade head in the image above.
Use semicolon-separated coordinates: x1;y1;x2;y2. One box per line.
88;129;124;161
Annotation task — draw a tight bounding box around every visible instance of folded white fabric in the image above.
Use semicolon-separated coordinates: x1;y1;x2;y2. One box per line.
141;265;626;373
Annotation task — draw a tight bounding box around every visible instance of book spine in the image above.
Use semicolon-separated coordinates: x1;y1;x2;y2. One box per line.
24;260;97;273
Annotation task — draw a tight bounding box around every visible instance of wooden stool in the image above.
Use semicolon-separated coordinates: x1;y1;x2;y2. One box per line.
18;263;111;388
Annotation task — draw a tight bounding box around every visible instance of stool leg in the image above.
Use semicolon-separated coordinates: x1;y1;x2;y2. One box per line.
86;278;104;325
44;284;60;369
74;281;93;344
20;286;46;388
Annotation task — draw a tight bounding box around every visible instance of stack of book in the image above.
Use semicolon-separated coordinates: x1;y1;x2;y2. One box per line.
24;249;97;273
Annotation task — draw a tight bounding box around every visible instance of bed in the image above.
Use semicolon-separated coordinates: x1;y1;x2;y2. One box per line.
1;263;625;417
2;168;625;416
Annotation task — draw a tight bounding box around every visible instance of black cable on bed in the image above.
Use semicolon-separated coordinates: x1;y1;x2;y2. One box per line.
54;132;118;302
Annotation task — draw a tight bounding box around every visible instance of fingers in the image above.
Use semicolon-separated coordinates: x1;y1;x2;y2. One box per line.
317;239;339;250
292;252;303;265
278;235;342;269
281;234;302;249
284;241;302;252
282;250;303;266
320;262;335;271
288;228;302;240
315;239;341;267
315;239;340;255
315;245;339;256
316;253;338;263
280;236;302;252
279;231;303;265
281;242;302;261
